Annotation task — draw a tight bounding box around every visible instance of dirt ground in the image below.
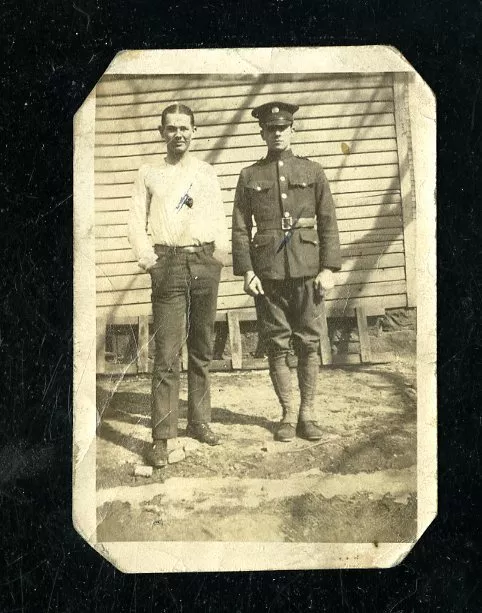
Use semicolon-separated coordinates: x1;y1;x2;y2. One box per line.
96;330;417;543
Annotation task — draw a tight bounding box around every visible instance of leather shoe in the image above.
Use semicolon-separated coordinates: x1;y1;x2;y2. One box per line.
296;421;323;441
147;440;168;467
274;422;296;442
186;422;220;446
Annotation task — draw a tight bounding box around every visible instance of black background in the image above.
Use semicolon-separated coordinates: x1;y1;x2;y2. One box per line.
1;0;481;610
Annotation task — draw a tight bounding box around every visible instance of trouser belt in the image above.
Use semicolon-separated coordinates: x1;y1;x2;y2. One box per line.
154;242;214;254
257;217;316;231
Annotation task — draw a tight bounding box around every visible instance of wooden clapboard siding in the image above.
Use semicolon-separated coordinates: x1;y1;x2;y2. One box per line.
95;73;411;321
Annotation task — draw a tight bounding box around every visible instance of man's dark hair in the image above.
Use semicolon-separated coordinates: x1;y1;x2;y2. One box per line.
161;103;195;127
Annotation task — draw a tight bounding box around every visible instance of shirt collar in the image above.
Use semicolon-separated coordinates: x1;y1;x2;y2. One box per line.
265;148;294;162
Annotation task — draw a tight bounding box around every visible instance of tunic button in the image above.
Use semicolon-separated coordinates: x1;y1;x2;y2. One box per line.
284;211;290;217
256;186;261;191
280;176;286;181
278;161;284;167
281;193;287;199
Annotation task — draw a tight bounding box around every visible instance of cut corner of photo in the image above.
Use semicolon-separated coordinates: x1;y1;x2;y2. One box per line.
72;45;436;573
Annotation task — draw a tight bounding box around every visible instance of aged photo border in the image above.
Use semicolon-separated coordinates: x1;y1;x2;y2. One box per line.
73;46;436;572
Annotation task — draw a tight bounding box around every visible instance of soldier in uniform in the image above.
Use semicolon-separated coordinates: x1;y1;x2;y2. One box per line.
128;103;230;467
232;101;342;442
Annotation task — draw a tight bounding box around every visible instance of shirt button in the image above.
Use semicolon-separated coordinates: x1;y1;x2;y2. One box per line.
278;161;284;167
280;176;286;182
284;211;290;217
256;186;261;191
281;193;287;199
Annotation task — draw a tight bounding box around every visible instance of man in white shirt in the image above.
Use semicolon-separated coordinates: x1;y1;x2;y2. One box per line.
128;103;230;467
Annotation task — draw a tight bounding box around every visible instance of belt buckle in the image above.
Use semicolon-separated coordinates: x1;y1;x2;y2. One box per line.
281;216;293;230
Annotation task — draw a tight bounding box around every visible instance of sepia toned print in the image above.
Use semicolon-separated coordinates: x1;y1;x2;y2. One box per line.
73;47;436;572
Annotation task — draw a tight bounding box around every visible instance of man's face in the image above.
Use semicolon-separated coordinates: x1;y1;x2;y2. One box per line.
261;123;294;152
160;113;195;155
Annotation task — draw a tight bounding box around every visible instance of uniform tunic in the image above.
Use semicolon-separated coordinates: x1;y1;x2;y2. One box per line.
232;149;341;279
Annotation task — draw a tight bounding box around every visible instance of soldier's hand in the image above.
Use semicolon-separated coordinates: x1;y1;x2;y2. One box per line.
139;255;159;271
244;271;264;297
314;269;335;299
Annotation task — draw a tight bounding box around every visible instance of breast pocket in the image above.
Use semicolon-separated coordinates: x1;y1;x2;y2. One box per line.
246;180;275;217
288;173;316;213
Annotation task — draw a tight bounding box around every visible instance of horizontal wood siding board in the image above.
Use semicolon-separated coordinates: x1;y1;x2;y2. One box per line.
95;163;400;187
94;149;399;175
96;266;405;294
96;88;394;119
94;191;401;213
97;280;406;308
96;75;393;103
95;292;407;320
96;109;395;137
95;125;397;151
95;202;402;227
95;252;406;279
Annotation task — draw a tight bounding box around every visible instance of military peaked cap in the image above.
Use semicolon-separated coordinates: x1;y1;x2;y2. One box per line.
252;101;299;126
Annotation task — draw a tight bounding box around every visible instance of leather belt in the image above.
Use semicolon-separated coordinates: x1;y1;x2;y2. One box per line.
257;217;316;231
154;242;214;254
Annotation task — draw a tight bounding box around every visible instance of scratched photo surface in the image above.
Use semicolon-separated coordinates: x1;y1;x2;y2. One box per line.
73;49;436;572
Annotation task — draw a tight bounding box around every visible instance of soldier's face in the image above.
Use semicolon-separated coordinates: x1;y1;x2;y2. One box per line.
160;113;195;155
261;123;294;152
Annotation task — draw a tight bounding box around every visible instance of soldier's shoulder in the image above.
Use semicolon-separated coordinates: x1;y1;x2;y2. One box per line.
240;158;268;176
293;154;321;168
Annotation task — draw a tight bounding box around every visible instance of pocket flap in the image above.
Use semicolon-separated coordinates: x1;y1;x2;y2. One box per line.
289;172;315;188
299;229;319;245
246;179;273;192
252;233;273;248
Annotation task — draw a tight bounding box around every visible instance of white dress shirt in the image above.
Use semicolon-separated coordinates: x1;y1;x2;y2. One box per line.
128;155;230;264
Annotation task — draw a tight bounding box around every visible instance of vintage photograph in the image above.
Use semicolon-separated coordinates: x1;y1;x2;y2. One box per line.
73;48;436;572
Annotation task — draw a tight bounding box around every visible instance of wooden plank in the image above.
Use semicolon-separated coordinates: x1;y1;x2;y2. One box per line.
96;123;397;147
95;266;405;295
393;73;416;307
96;73;392;97
93;216;401;240
95;108;396;135
227;311;242;370
93;176;402;201
96;88;394;119
96;76;393;104
95;163;400;188
335;202;402;220
355;307;373;363
318;300;333;365
137;315;150;373
94;254;406;281
94;147;399;174
96;317;107;374
95;127;398;157
96;280;407;309
94;191;402;215
95;292;408;320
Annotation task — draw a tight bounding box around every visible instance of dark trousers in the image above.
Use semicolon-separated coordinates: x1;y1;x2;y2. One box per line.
255;277;323;358
149;243;221;440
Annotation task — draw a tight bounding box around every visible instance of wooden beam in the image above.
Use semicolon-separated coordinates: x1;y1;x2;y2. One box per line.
355;307;373;363
227;311;243;370
318;301;333;366
393;72;416;307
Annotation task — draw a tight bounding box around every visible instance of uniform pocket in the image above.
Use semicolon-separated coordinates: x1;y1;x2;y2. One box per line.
250;233;276;276
298;229;320;271
299;229;319;246
246;180;275;215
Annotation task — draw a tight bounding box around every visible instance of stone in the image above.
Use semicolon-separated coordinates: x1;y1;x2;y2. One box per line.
134;465;153;478
168;448;186;464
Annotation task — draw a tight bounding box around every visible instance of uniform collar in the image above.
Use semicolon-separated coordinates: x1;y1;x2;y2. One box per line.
265;148;294;162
